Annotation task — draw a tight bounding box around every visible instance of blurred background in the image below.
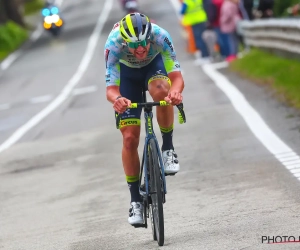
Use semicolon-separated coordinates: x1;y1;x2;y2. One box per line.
1;0;300;63
0;0;299;59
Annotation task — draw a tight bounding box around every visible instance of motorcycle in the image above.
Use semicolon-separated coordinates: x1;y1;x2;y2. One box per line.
120;0;139;14
42;5;64;37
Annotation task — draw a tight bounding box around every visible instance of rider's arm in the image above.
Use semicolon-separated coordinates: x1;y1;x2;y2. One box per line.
106;86;121;104
168;71;184;93
106;58;131;112
155;25;185;93
104;34;122;104
105;56;122;103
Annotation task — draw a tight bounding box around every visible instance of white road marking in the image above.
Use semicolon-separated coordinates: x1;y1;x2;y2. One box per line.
279;157;300;162
0;85;99;111
30;26;43;42
0;51;23;71
202;63;300;182
291;169;300;174
72;85;98;96
0;0;113;153
281;160;300;166
0;103;10;110
30;95;53;104
286;164;300;170
275;151;297;160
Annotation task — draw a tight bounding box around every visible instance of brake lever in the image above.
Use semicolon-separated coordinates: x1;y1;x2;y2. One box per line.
176;103;186;124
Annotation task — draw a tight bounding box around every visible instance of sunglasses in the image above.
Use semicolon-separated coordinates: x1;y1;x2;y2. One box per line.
127;39;149;49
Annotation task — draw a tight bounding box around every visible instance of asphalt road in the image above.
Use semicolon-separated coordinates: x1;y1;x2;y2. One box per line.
1;0;300;249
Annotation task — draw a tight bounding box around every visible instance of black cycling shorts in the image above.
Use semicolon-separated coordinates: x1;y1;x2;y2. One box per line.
116;54;170;129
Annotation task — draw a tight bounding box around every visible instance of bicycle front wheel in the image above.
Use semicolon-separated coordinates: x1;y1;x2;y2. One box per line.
148;138;164;246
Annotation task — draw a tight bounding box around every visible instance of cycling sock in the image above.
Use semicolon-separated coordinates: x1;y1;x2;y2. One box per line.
160;124;174;151
126;175;142;202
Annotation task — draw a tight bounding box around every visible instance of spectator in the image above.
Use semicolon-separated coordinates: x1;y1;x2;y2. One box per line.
236;0;250;51
257;0;274;18
180;0;211;64
120;0;139;14
242;0;254;20
202;25;219;61
290;3;300;16
207;0;234;59
239;0;250;20
179;0;198;54
220;0;242;61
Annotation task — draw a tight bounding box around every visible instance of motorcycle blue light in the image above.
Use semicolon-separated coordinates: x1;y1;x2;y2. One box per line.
42;8;50;17
51;7;59;15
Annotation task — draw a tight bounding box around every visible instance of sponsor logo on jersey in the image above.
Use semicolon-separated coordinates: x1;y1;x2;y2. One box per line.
164;37;174;52
105;49;110;68
119;119;140;128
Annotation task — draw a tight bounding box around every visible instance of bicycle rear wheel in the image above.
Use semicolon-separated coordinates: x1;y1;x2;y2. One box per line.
148;138;164;246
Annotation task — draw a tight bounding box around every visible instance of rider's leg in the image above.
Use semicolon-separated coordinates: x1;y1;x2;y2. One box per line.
120;125;142;203
144;54;175;151
148;78;174;151
143;54;179;174
118;63;144;225
148;78;180;174
118;119;144;225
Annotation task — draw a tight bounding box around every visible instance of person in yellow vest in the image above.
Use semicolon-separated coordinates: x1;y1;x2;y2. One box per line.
180;0;211;64
178;0;197;54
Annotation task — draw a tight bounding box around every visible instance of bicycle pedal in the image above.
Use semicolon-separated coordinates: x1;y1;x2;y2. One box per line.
132;224;146;228
165;173;176;176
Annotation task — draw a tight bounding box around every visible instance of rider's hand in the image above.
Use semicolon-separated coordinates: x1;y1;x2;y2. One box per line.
113;96;131;114
164;91;182;106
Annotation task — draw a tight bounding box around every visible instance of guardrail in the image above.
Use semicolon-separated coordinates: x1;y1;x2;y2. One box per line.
239;19;300;54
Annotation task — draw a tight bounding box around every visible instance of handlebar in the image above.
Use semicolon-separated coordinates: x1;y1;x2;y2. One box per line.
116;101;186;129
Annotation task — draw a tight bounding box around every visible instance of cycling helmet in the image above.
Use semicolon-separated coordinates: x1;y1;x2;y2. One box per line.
119;13;152;42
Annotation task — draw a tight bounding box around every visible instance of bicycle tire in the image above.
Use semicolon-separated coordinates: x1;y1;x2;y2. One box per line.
148;138;164;246
149;204;157;241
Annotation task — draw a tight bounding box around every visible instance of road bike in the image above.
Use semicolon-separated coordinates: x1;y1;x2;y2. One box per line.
116;89;186;246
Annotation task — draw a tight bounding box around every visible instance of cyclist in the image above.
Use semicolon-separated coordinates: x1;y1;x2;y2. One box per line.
104;13;185;226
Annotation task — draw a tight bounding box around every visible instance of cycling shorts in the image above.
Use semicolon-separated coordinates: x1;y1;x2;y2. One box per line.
115;54;170;129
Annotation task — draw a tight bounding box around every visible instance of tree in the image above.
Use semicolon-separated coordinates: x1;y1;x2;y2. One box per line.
0;0;26;27
0;0;8;24
273;0;299;16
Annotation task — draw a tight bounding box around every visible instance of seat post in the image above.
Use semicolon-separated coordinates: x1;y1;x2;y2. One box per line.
142;87;152;113
142;87;147;103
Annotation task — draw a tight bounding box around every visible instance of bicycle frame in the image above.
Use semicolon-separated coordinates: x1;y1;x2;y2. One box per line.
115;90;186;201
114;88;186;237
139;89;167;198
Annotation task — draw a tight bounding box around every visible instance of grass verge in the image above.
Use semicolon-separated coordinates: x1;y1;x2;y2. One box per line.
0;21;28;61
24;0;44;16
230;48;300;109
0;0;43;61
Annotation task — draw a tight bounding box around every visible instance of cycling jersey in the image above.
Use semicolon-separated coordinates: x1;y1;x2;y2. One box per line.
104;22;181;87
